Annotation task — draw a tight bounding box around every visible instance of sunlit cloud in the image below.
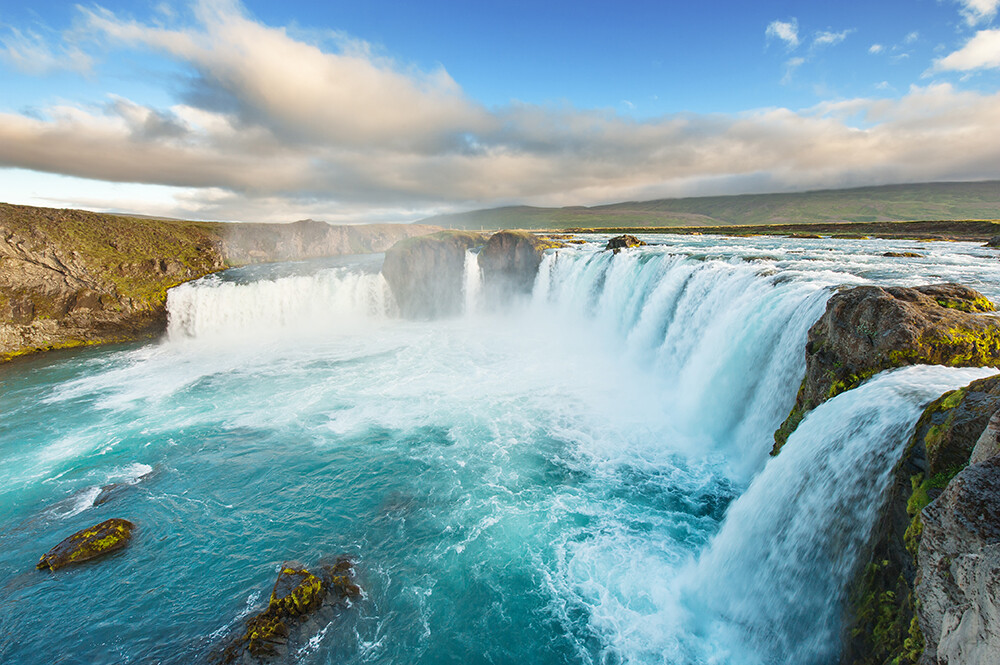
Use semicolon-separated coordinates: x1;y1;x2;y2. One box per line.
955;0;1000;26
934;29;1000;70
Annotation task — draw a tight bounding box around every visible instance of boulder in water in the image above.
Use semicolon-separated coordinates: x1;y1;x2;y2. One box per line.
218;559;361;663
478;230;564;302
36;518;135;570
883;251;924;258
985;235;1000;248
605;234;646;253
773;284;1000;454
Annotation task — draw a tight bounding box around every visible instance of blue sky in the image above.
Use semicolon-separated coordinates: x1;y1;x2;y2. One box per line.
1;0;999;222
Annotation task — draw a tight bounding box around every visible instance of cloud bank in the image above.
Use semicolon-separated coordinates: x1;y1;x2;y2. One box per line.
1;1;1000;222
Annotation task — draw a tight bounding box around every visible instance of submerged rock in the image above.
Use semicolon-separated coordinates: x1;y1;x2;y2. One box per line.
217;559;361;663
477;230;564;303
605;234;646;253
917;456;1000;665
36;518;135;571
773;284;1000;454
883;252;924;258
381;230;487;318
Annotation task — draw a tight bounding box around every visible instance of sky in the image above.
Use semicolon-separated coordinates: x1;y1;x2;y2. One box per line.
0;0;999;223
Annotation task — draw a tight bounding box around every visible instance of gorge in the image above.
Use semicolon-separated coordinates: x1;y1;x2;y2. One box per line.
2;217;1000;664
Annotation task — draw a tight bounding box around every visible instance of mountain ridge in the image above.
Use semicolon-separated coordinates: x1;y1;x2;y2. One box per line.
422;180;1000;230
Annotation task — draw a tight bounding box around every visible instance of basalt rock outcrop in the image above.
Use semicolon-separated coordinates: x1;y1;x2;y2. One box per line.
477;230;564;304
36;518;135;570
216;560;361;663
843;375;1000;665
0;203;438;361
381;230;487;318
773;284;1000;454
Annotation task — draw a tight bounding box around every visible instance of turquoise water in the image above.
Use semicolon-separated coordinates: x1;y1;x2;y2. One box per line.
2;236;999;664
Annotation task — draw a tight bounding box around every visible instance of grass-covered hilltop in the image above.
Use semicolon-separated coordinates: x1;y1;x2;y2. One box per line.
0;202;438;361
422;180;1000;232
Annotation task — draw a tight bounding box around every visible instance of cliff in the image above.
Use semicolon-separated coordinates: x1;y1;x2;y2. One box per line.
773;284;1000;454
0;203;437;361
380;229;567;318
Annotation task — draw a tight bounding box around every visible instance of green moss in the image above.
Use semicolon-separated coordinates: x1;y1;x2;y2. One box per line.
771;405;804;455
36;518;134;570
933;295;995;313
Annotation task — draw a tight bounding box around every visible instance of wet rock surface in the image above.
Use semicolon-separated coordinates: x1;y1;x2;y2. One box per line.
215;559;361;664
774;284;1000;454
477;230;564;303
605;234;646;252
36;518;135;571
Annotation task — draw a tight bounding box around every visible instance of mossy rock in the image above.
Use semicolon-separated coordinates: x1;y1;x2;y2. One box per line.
605;234;646;252
772;284;1000;454
36;518;135;571
217;559;361;663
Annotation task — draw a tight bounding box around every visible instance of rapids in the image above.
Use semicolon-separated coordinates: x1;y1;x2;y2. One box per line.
1;234;999;664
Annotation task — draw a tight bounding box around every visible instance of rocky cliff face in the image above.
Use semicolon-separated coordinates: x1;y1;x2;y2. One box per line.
381;229;566;318
774;284;1000;453
0;203;437;361
917;455;1000;665
381;230;488;318
477;230;563;305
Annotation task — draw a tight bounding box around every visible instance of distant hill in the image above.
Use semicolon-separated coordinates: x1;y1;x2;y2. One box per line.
423;181;1000;230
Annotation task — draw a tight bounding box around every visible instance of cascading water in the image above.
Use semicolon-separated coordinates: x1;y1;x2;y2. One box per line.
463;250;482;315
2;236;1000;665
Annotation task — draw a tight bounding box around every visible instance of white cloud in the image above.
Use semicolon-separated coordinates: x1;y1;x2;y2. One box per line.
956;0;1000;25
0;26;93;74
934;29;1000;70
904;31;920;44
766;19;800;49
782;57;806;84
1;2;1000;222
813;29;852;48
869;44;884;54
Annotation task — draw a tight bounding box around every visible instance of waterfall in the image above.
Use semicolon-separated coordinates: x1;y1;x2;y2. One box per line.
531;249;833;476
672;364;996;665
463;249;482;315
166;268;395;341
